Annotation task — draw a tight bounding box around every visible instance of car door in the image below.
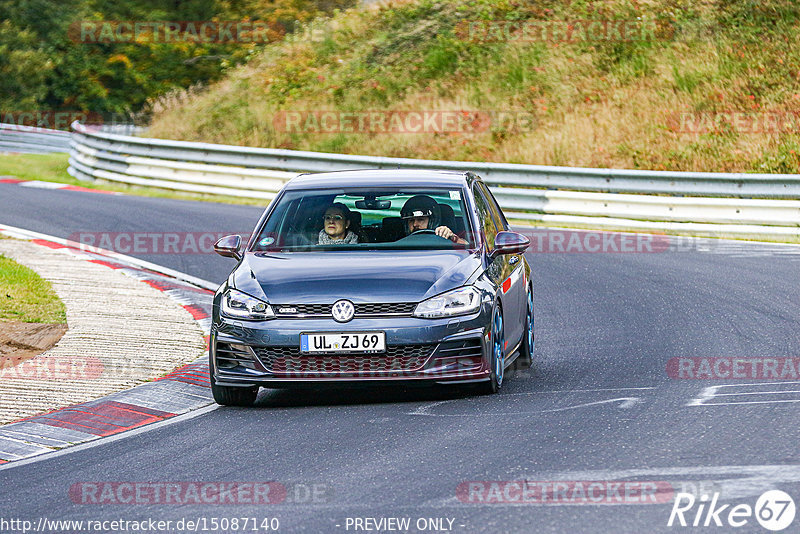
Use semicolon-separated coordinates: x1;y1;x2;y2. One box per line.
479;182;526;349
472;183;520;354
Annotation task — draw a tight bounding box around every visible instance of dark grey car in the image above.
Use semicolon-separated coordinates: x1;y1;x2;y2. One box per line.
209;169;533;406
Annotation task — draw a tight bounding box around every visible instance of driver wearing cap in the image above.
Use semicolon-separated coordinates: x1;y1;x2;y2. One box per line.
400;195;467;244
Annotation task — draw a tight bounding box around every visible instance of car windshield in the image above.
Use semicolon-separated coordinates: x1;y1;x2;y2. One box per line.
251;187;475;252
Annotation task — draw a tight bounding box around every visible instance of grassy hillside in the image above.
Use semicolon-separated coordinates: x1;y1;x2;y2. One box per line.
147;0;800;174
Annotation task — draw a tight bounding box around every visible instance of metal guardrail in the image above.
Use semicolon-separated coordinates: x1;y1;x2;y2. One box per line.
0;124;72;154
67;122;800;238
0;122;142;154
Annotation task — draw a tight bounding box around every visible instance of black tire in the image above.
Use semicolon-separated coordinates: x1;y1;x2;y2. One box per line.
209;368;258;406
478;304;505;395
514;284;534;370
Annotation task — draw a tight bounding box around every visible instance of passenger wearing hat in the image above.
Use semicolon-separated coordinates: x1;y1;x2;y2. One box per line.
400;195;467;244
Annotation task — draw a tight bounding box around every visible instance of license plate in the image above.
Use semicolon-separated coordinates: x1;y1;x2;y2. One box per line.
300;332;386;354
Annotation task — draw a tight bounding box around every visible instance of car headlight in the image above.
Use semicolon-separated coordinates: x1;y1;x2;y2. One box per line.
413;286;482;319
221;288;275;320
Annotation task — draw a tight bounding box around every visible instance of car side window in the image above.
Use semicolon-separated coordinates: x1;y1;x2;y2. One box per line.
478;182;508;231
472;184;499;251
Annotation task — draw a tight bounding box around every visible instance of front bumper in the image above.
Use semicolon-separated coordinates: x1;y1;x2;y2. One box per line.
210;312;491;388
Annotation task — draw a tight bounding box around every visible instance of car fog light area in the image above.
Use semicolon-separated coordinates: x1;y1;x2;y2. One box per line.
221;289;275;320
413;286;481;318
215;342;258;370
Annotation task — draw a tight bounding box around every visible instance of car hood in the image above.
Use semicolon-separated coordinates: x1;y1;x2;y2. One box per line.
231;250;482;304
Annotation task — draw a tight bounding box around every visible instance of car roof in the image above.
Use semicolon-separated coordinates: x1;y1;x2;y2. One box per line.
284;169;476;190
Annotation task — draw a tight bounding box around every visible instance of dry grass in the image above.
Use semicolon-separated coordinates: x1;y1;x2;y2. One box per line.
146;0;800;174
0;153;268;206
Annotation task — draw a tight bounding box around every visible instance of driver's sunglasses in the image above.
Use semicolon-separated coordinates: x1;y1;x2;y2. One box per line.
324;215;344;222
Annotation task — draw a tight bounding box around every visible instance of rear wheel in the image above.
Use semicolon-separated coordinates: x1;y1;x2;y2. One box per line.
479;305;505;395
209;363;258;406
514;285;534;370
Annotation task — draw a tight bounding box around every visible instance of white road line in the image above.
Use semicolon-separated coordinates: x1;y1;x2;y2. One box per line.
710;381;800;387
505;387;656;395
409;389;654;417
712;390;800;396
542;397;642;412
694;399;800;406
687;381;800;406
0;223;218;290
407;401;451;416
0;404;219;472
688;386;717;406
18;181;70;189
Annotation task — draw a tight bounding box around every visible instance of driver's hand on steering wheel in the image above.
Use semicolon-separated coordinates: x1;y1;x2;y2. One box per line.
435;225;466;244
434;225;455;240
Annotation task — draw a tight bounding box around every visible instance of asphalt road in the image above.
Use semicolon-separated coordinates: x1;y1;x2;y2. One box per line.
0;183;264;283
1;183;800;533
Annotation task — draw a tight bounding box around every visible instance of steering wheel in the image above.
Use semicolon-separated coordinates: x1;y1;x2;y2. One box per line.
406;228;454;244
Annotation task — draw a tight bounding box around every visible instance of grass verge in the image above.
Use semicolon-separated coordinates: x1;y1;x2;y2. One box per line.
0;153;269;207
0;252;66;324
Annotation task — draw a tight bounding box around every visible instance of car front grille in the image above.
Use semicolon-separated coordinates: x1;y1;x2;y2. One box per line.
272;302;416;318
355;302;416;315
252;344;436;375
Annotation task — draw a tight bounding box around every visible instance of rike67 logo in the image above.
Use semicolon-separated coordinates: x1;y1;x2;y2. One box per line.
668;490;796;531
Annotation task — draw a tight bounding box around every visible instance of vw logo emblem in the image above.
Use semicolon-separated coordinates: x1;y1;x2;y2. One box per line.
331;300;355;323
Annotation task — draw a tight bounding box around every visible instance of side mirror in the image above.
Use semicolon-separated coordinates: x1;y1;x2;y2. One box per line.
491;231;530;258
214;235;242;260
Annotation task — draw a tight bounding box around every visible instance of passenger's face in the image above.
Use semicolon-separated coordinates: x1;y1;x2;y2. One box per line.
323;208;348;239
407;216;430;233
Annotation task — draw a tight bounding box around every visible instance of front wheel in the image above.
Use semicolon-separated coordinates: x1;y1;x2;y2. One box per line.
514;284;534;370
479;305;505;395
210;368;258;406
